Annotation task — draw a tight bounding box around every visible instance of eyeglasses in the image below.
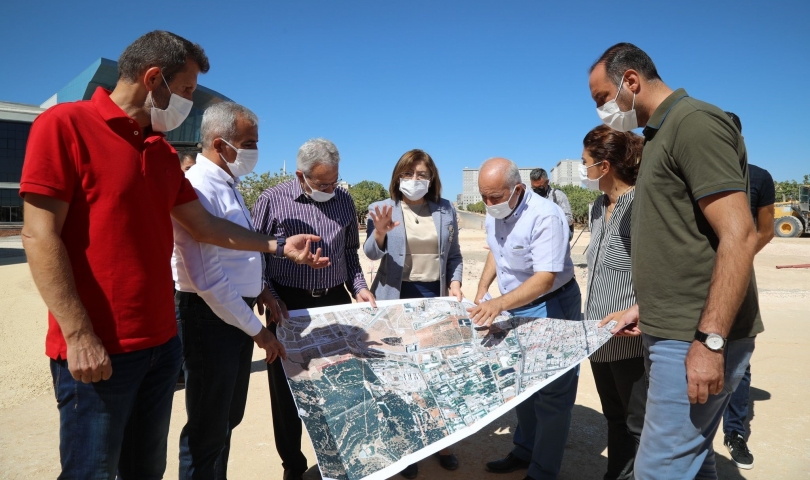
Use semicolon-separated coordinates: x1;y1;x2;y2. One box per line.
307;176;342;190
399;171;432;181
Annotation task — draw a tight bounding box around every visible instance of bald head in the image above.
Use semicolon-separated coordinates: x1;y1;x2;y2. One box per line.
478;157;524;208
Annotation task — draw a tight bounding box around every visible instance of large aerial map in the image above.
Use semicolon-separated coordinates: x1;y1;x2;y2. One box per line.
277;297;615;480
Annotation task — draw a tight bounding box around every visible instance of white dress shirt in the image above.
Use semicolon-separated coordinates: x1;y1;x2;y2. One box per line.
485;185;575;297
172;154;263;336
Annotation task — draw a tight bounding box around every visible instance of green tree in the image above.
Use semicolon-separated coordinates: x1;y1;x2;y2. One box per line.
348;180;389;223
466;201;486;214
552;184;602;224
237;169;293;210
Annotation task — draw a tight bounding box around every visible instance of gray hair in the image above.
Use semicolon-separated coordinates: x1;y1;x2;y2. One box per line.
480;158;522;188
200;101;259;149
297;138;340;174
530;168;548;181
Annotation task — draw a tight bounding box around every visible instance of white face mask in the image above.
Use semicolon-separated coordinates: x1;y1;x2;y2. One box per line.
596;80;638;132
485;185;518;219
303;175;336;202
579;162;605;191
399;179;430;201
219;139;259;178
149;73;193;133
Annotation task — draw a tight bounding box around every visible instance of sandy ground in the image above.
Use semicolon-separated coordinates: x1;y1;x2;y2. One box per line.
0;227;808;479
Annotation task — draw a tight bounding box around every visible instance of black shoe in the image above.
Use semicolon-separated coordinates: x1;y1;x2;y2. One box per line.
400;463;418;479
724;432;754;469
485;453;530;473
438;453;459;471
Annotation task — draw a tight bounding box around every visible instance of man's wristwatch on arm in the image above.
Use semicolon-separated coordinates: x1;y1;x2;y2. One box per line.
275;235;286;259
694;330;726;352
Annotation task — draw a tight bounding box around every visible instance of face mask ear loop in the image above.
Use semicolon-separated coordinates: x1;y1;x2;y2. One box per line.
614;78;624;100
631;89;636;110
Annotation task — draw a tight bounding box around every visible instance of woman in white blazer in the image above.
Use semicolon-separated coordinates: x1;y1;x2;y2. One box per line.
364;149;463;477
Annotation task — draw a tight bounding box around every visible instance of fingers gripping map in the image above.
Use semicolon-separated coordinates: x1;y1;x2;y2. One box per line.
277;298;615;480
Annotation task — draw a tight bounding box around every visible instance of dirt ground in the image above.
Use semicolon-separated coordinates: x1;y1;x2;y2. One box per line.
0;228;808;479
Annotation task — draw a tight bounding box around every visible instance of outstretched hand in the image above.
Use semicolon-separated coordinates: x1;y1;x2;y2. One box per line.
369;205;400;236
284;234;331;268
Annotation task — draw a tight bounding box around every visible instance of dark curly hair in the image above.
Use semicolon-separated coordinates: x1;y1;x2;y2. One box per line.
582;125;644;186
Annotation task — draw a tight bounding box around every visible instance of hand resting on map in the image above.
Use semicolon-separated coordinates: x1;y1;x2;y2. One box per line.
598;304;641;336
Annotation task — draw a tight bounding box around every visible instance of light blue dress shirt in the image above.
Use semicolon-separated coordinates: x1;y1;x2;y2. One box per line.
485;185;575;297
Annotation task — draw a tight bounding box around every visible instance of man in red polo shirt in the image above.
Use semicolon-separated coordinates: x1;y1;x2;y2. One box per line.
20;31;328;479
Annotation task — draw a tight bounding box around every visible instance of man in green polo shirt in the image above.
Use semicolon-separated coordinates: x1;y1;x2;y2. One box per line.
589;43;762;479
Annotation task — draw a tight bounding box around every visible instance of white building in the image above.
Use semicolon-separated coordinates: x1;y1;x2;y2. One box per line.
550;159;580;187
458;167;538;208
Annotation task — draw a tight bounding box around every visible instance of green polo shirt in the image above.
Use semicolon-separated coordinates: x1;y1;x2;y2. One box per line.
631;88;763;342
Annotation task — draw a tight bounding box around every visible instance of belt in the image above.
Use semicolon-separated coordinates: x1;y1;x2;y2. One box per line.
271;282;342;298
524;277;577;308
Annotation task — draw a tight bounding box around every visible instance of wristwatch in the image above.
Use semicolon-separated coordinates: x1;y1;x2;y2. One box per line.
694;330;726;352
275;235;286;259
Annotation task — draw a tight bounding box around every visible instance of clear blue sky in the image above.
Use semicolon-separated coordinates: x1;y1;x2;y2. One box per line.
2;0;808;198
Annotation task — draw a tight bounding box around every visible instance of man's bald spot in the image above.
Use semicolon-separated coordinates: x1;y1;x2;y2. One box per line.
480;157;515;189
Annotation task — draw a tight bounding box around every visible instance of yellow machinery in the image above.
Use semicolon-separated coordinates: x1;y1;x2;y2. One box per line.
774;185;809;238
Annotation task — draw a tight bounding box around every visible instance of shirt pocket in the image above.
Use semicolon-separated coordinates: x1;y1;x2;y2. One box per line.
505;244;532;271
601;235;632;271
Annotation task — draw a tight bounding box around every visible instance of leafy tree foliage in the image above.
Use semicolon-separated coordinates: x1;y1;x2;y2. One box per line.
466;201;486;214
552;184;602;224
774;175;810;202
348;180;389;223
238;169;294;210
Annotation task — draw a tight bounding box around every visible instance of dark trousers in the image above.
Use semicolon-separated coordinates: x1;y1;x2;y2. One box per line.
176;291;256;480
268;281;353;475
590;356;647;480
50;336;182;479
723;363;751;437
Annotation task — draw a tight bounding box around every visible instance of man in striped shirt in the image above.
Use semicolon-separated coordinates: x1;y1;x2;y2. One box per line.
252;138;376;480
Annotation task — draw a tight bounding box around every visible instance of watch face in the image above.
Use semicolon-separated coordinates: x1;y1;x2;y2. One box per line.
706;335;724;350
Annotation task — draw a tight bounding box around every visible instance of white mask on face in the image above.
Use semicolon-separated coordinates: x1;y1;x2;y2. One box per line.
303;175;336;202
596;79;638;132
219;139;259;178
149;73;193;133
485;185;518;219
399;179;430;201
579;162;605;191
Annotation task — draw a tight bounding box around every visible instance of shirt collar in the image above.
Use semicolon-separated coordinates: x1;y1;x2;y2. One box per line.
195;153;236;186
91;86;165;140
642;88;689;141
502;184;530;224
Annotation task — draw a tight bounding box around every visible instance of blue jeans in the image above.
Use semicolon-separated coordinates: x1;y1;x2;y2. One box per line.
176;292;255;479
634;334;755;480
50;335;182;479
723;363;751;437
510;281;582;480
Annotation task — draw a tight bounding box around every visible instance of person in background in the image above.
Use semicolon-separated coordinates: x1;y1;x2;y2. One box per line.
252;138;376;480
590;43;761;480
364;148;463;478
581;125;646;480
471;158;579;480
179;152;197;172
172;101;289;478
529;168;574;235
719;111;775;470
19;30;326;479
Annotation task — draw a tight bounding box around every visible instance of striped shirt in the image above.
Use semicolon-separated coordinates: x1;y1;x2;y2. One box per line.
252;179;367;295
585;189;642;362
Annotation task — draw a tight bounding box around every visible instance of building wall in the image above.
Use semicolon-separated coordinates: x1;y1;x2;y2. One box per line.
0;119;33;223
550;159;580;187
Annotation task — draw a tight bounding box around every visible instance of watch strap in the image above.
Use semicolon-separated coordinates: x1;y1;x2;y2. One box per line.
275;236;286;259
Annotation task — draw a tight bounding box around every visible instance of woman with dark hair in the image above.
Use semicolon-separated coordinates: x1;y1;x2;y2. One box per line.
580;124;646;480
364;149;462;477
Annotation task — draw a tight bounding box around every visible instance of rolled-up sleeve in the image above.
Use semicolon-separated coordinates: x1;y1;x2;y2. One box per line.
529;214;567;273
174;191;263;337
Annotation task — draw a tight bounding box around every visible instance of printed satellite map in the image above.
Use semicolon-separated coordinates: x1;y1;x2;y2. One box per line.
277;298;615;480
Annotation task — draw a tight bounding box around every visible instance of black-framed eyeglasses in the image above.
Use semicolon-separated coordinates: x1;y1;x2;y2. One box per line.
399;171;432;181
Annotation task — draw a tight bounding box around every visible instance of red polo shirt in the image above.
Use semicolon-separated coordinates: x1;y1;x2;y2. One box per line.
20;87;198;359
